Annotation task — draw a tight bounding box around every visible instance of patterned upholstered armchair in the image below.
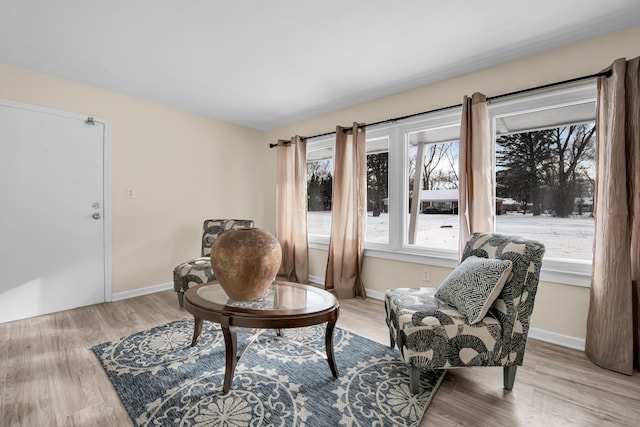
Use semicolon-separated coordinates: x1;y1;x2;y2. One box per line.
173;219;253;307
385;232;545;394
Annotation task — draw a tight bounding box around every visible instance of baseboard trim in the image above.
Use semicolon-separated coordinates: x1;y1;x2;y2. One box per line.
366;285;586;351
309;274;324;285
111;282;173;302
309;277;387;301
122;280;586;352
363;287;586;351
365;288;385;300
528;327;585;351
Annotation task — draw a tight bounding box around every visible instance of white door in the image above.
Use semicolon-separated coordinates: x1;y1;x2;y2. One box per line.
0;101;107;323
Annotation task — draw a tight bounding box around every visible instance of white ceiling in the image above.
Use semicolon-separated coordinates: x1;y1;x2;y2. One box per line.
1;1;639;130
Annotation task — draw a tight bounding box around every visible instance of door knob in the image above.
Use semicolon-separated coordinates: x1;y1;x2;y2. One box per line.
92;213;101;220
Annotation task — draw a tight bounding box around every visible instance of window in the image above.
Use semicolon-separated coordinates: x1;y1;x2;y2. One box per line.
366;133;390;243
305;131;391;245
405;125;460;252
491;83;596;267
306;139;333;240
305;81;596;285
306;111;462;264
495;119;595;261
396;112;462;260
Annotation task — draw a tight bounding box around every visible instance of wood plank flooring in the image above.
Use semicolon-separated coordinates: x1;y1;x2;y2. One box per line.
1;290;639;426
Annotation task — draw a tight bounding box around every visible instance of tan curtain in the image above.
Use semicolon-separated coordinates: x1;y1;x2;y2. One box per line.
458;92;494;256
324;123;367;299
276;136;309;283
586;57;640;374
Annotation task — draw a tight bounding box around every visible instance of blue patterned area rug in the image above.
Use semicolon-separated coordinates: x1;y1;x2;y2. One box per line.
93;319;445;426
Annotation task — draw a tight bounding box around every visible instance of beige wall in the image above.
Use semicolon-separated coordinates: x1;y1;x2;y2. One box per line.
1;24;637;339
0;64;266;293
264;25;640;341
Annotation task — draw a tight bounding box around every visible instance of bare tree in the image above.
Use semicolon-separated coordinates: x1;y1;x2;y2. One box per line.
407;141;458;210
421;143;449;190
306;160;331;179
444;145;459;187
547;124;595;217
430;143;459;189
431;169;459;189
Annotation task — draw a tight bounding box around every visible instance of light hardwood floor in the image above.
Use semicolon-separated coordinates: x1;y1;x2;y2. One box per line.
1;290;639;426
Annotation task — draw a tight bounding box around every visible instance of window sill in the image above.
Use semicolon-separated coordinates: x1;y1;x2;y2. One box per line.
538;258;591;288
308;240;592;288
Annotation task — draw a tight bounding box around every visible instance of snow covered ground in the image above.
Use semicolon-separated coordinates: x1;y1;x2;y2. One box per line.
308;211;594;260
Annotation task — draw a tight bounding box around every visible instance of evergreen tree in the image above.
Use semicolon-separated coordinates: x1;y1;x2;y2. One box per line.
367;152;388;211
496;130;553;215
307;160;333;211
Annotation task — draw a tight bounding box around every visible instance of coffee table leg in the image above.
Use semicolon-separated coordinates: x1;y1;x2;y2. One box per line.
221;319;238;393
325;317;339;378
190;317;203;347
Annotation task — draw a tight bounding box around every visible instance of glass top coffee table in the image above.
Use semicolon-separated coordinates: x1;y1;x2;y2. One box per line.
183;280;340;393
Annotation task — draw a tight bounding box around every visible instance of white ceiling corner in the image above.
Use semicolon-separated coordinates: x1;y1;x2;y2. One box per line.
0;0;638;130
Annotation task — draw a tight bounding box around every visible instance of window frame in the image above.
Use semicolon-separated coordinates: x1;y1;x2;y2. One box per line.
488;81;596;287
306;81;597;286
395;110;462;260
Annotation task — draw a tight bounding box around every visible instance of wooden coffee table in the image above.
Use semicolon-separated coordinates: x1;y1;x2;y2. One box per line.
183;281;340;393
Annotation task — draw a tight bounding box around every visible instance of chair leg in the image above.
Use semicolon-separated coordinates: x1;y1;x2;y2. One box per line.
503;366;517;390
410;367;421;394
177;290;185;308
389;331;396;349
174;271;186;308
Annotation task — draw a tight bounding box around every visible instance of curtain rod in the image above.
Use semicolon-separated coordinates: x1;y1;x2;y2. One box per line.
268;69;611;148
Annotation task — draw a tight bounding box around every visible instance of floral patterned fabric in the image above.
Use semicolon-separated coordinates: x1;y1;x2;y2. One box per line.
385;233;545;375
93;320;446;427
173;219;253;307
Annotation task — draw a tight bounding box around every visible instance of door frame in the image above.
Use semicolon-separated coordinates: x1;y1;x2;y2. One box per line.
0;98;113;302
